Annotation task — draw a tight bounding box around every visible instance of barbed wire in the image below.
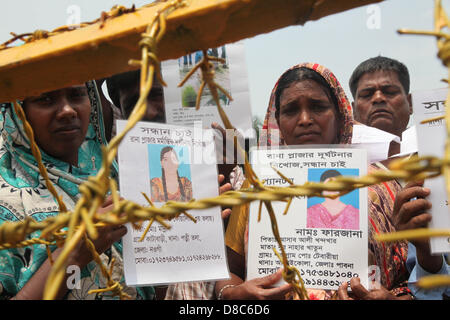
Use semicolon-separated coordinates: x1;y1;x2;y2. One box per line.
0;2;170;51
0;0;449;300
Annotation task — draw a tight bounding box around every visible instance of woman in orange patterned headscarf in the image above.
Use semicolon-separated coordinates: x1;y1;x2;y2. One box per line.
259;62;354;147
215;63;411;300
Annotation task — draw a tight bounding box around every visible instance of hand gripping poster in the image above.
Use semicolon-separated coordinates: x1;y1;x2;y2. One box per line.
412;87;450;254
247;147;369;291
116;120;229;286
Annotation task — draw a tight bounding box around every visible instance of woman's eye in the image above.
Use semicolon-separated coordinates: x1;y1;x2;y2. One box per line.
313;104;327;111
280;105;297;115
33;95;53;105
69;88;88;100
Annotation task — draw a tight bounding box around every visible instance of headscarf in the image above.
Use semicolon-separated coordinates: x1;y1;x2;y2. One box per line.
259;62;354;147
0;82;153;300
0;81;112;221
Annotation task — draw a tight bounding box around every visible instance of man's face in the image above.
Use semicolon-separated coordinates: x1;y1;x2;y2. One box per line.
352;70;412;138
119;81;165;123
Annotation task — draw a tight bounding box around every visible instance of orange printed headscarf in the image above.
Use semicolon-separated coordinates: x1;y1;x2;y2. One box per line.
259;63;354;147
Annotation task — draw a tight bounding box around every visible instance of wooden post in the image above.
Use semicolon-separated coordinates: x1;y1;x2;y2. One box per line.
0;0;382;101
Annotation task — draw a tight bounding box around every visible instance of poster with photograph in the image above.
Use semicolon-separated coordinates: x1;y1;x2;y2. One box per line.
412;87;450;254
116;120;229;286
162;41;254;138
247;147;369;291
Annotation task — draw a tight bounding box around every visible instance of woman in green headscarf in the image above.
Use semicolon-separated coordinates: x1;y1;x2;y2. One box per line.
0;82;154;300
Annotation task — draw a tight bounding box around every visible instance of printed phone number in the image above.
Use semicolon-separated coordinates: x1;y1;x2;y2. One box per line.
135;254;222;264
303;278;356;287
301;269;359;279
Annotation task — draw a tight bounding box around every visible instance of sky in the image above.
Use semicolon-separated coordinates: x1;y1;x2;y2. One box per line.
0;0;448;123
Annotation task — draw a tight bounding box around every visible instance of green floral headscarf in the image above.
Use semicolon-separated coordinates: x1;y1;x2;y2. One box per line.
0;81;153;300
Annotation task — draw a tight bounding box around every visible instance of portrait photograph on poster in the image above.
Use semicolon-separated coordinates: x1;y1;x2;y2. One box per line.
306;168;360;230
148;144;193;203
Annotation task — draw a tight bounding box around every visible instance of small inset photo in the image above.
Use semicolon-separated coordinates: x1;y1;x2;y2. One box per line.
306;168;359;230
178;46;231;108
148;144;193;203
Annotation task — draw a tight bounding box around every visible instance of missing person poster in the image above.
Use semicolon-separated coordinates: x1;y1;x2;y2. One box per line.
116;120;229;286
247;147;369;291
412;87;450;254
162;41;253;138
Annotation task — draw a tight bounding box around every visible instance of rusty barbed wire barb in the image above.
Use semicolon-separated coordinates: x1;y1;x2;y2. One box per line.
417;274;450;289
375;228;450;242
178;49;234;117
0;4;142;51
84;239;132;300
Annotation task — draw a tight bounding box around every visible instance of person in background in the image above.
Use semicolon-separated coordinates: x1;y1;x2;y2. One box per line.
106;69;166;124
349;56;412;157
348;56;449;300
338;180;450;300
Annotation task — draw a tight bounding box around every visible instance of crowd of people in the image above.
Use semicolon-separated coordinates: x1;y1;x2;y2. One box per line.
0;53;448;300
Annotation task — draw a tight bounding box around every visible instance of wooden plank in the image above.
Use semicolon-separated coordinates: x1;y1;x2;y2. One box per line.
0;0;382;101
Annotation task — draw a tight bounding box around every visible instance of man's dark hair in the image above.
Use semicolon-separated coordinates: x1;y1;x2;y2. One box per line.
106;68;164;120
349;56;410;98
106;69;141;109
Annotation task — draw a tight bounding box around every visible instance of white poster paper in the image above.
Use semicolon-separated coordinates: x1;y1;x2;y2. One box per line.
352;124;401;162
247;147;369;290
400;125;418;156
116;120;229;286
412;87;450;253
162;41;253;138
352;123;400;145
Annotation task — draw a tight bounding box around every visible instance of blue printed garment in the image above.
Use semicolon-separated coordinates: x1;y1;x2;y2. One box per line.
0;81;154;300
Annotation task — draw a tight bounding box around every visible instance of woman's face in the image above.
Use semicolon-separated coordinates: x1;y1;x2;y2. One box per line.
161;149;179;172
277;79;340;146
321;177;340;198
22;85;91;166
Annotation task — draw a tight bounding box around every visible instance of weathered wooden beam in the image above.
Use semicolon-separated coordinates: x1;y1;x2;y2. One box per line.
0;0;382;101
